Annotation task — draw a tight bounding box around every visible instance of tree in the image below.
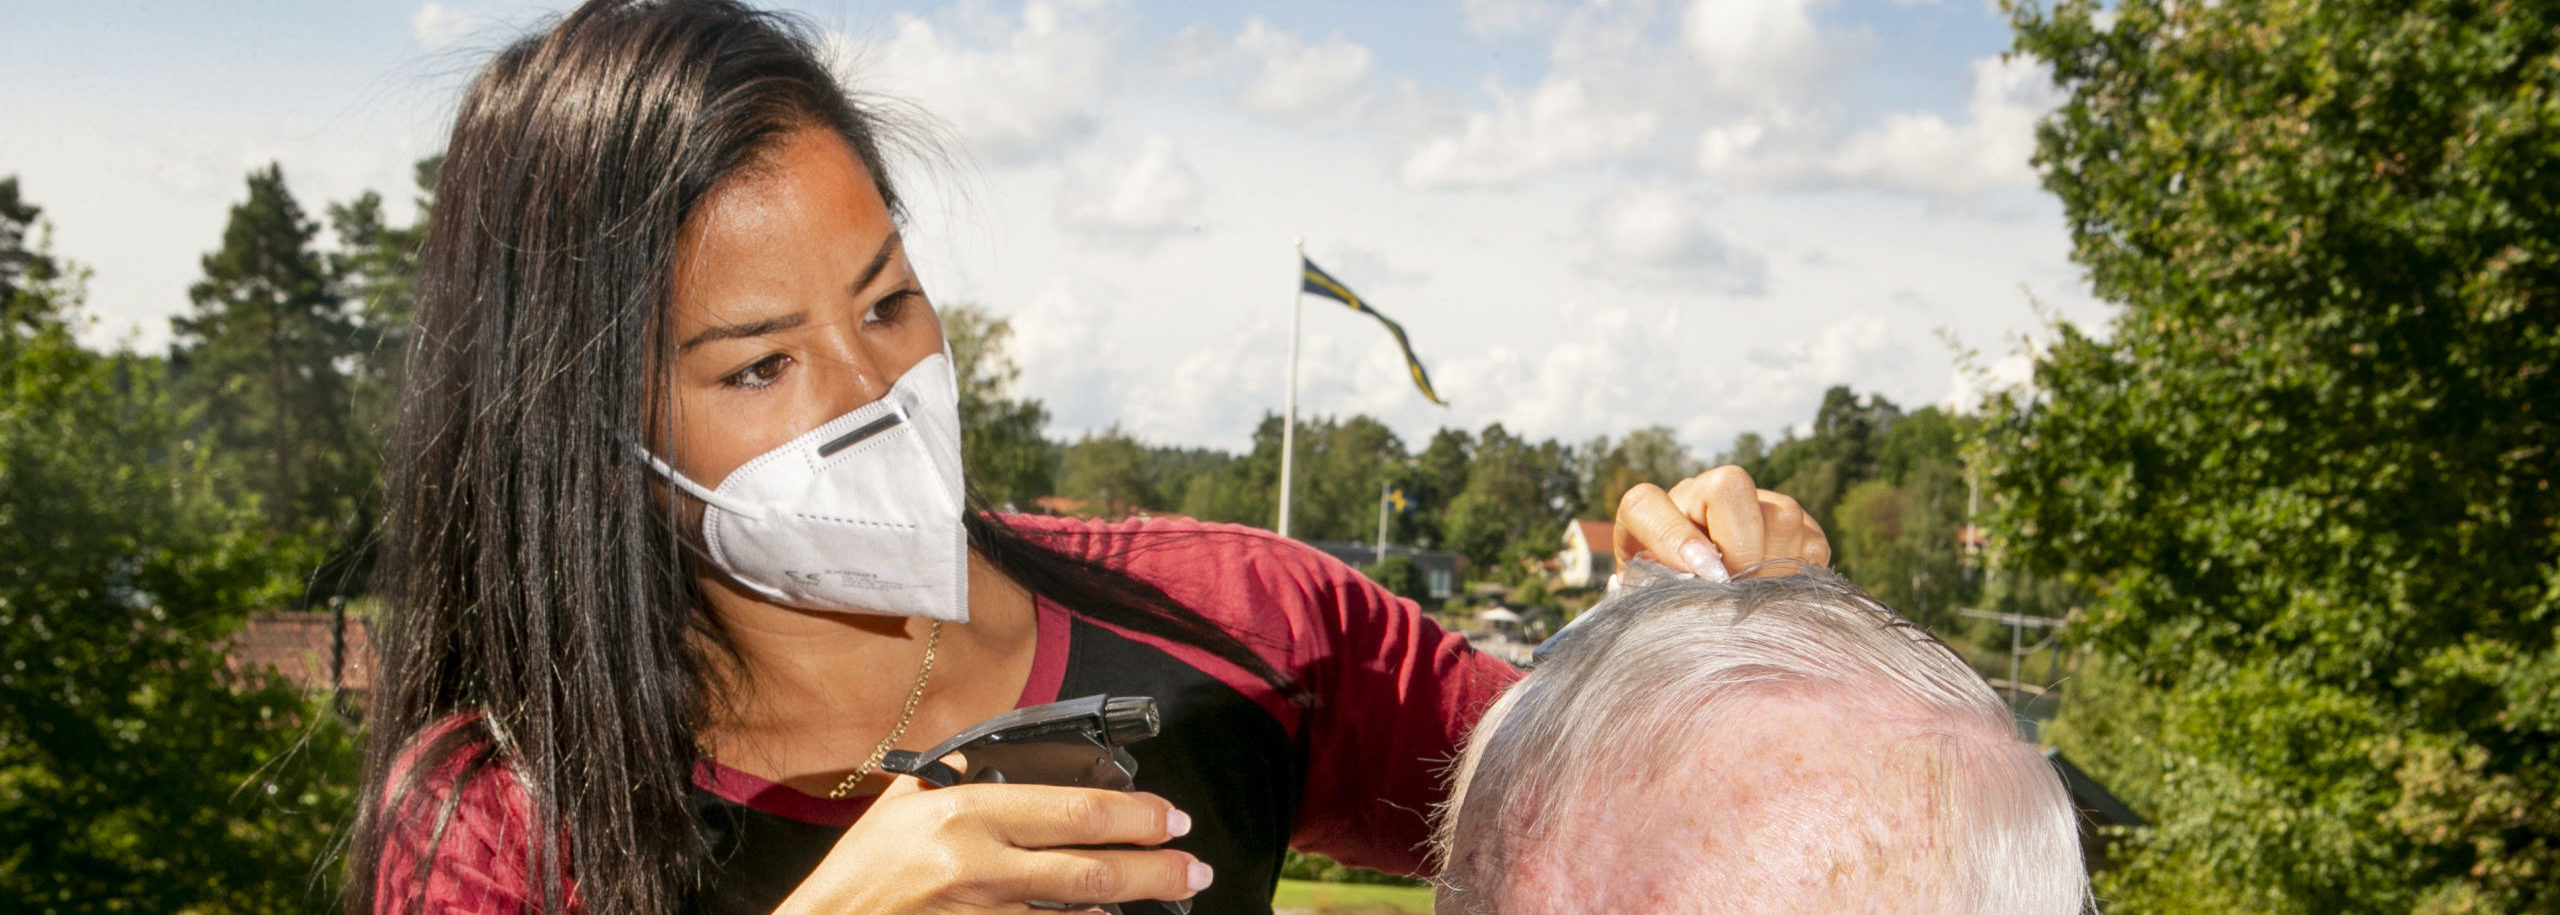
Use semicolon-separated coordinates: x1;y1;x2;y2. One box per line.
317;157;436;600
170;164;367;552
330;154;437;452
1577;425;1701;518
1831;408;1976;630
1756;386;1904;525
1;177;62;334
1443;424;1575;577
1396;426;1475;548
941;303;1054;508
1055;425;1156;516
1360;554;1427;604
1175;413;1284;528
1997;0;2560;909
1296;414;1407;542
0;210;357;912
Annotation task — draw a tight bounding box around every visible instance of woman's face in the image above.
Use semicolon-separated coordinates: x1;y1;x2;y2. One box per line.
661;126;943;490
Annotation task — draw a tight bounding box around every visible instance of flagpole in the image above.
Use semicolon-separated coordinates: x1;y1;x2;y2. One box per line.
1375;480;1390;564
1278;237;1305;539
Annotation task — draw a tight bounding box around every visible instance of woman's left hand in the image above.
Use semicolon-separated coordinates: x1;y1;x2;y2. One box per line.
1613;465;1831;580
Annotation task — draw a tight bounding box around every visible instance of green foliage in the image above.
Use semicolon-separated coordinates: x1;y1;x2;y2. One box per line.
1;178;62;333
1176;422;1275;525
328;155;436;455
1999;0;2560;908
1747;385;1905;526
1056;425;1157;515
0;202;360;912
1280;850;1427;888
943;303;1056;508
1512;576;1552;612
1168;413;1412;542
1360;554;1426;604
1443;424;1574;574
1829;408;1978;631
170;163;368;563
1577;425;1702;518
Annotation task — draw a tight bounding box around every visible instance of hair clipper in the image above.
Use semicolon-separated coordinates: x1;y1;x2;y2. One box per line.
881;695;1190;915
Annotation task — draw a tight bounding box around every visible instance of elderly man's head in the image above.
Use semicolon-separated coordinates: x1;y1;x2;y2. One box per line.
1433;567;2087;914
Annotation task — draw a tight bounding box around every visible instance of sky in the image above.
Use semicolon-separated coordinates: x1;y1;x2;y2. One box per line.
1;0;2109;457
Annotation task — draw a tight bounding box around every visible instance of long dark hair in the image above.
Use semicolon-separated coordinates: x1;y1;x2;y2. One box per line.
350;3;1295;912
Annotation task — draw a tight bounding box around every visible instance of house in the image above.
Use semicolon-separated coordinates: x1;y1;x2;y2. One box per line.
1555;519;1616;590
1304;540;1463;601
1031;495;1094;517
226;604;375;696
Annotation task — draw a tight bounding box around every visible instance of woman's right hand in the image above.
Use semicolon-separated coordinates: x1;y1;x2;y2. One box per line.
775;776;1211;914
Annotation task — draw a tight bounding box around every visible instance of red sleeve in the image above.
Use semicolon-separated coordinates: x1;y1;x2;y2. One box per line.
1004;514;1524;876
1266;536;1521;875
374;726;543;914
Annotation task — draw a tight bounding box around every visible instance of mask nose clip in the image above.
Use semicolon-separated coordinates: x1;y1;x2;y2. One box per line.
817;407;908;458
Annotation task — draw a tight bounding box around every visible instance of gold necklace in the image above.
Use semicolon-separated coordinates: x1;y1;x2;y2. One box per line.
826;619;941;799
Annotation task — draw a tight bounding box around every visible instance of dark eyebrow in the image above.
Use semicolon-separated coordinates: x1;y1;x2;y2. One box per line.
848;232;904;299
676;234;902;352
679;313;806;352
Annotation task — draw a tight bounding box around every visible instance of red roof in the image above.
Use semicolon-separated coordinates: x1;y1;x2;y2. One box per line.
1032;495;1093;517
225;610;376;693
1567;519;1617;556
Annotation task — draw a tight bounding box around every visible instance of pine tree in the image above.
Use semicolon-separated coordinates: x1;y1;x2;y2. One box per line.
172;163;365;547
1;181;358;913
1;177;64;334
329;154;436;451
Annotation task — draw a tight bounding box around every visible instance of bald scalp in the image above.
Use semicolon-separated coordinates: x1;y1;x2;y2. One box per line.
1432;567;2086;915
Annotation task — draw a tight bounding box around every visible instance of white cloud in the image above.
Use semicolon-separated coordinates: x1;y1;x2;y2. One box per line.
1826;54;2062;196
1404;0;1860;192
1727;314;1909;414
1231;19;1376;130
1690;107;1837;186
1580;185;1767;295
1399;76;1657;189
1158;19;1377;132
1682;0;1834;94
1006;278;1123;432
1941;350;2035;413
410;2;480;49
1055;135;1206;248
860;0;1124;165
1317;242;1429;289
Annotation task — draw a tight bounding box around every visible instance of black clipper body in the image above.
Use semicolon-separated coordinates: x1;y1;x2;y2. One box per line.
880;695;1190;915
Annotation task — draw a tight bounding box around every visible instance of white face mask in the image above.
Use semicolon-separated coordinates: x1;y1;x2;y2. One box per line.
640;350;970;622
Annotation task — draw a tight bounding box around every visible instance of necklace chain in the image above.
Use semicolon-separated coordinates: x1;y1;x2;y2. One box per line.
827;619;941;799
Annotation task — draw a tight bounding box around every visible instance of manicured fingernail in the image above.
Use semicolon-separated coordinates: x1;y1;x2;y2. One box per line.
1166;808;1192;838
1187;860;1215;893
1681;541;1731;582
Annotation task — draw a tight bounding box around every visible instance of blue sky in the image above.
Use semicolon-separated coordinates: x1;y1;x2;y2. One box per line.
2;0;2105;456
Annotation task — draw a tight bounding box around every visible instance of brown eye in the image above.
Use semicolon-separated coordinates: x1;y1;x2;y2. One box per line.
865;290;916;327
725;354;792;389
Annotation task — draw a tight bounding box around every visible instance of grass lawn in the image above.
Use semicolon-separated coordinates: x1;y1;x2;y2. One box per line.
1269;878;1437;913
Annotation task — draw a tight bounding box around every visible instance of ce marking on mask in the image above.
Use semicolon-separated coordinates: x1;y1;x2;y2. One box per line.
783;569;912;591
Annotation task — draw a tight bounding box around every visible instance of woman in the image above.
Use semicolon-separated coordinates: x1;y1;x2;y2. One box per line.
349;2;1828;913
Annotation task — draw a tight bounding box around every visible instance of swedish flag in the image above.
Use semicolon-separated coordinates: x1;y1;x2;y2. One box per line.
1301;256;1448;406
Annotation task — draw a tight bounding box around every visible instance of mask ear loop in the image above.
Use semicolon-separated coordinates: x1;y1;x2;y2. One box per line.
628;443;763;518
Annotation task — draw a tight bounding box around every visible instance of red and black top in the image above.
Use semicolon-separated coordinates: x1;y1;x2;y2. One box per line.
379;516;1523;914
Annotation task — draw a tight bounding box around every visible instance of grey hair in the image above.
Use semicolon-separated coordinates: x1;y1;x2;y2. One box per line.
1431;563;2089;914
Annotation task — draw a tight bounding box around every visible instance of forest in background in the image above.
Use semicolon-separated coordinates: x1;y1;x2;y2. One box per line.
0;156;2026;908
5;0;2558;909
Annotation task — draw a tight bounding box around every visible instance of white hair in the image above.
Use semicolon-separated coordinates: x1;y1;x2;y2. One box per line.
1432;564;2089;914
